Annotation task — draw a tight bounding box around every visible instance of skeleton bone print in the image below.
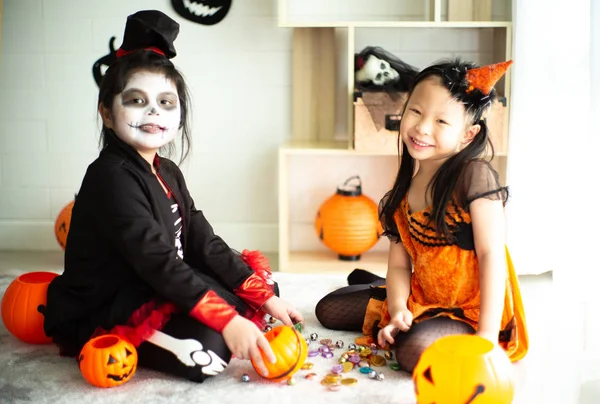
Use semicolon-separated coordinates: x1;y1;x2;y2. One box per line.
171;202;184;259
146;330;228;375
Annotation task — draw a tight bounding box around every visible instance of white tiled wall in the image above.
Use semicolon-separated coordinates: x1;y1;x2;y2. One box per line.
0;0;502;252
0;0;292;251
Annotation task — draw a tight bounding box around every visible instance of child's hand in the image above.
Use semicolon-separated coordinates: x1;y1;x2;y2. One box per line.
377;308;413;347
261;296;304;327
222;315;276;376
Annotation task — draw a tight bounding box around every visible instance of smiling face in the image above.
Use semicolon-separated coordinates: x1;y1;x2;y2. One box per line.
100;70;181;162
400;76;480;165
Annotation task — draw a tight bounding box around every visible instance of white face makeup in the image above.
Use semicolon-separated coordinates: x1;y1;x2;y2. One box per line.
106;71;181;158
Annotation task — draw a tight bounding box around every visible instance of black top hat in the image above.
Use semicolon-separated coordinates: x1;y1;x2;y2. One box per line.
117;10;180;59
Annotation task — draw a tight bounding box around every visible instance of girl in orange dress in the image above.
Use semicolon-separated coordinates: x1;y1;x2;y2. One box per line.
315;58;528;372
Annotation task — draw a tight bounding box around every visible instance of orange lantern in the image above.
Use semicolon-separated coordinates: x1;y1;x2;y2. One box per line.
1;271;59;344
315;176;381;260
78;334;138;388
413;334;515;404
54;200;74;250
251;325;308;382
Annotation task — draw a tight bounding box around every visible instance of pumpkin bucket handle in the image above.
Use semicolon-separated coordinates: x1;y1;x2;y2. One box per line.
337;176;362;196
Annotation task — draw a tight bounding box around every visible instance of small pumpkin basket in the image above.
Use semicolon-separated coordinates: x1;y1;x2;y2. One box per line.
1;271;59;344
54;200;75;250
413;334;515;404
251;325;308;382
78;334;138;388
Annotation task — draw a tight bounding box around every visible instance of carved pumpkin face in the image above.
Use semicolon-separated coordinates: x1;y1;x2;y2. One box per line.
1;271;58;344
413;335;515;404
251;325;308;382
171;0;232;25
78;335;138;388
54;200;75;250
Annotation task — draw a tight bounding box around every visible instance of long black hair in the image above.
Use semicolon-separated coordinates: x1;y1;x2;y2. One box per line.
97;50;192;164
380;58;497;242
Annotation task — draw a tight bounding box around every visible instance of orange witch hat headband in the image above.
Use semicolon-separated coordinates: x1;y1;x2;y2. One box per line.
465;60;513;95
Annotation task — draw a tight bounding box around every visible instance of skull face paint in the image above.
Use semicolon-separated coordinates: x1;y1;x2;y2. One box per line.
104;71;181;159
355;54;400;86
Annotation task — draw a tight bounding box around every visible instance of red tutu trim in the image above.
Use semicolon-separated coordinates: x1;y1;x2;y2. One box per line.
92;301;178;347
240;249;274;287
240;249;274;330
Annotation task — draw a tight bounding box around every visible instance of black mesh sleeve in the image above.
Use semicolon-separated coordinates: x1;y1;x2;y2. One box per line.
460;160;509;208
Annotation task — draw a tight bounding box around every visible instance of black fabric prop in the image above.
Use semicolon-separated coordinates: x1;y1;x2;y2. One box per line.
92;37;118;87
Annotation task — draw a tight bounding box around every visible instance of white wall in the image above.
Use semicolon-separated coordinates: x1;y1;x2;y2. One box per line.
0;0;291;252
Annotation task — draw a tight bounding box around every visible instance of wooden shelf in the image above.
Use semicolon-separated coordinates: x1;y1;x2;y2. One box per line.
277;0;514;275
279;21;512;29
280;251;389;276
281;140;399;156
280;141;508;157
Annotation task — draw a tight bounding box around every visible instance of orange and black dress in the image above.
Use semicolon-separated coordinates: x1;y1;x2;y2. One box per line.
361;161;528;362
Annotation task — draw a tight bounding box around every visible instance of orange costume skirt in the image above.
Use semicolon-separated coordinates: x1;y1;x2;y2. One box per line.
360;197;528;362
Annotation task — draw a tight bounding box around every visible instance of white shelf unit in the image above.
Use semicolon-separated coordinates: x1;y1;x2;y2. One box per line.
277;0;513;273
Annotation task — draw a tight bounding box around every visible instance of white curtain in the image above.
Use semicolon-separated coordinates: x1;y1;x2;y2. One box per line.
507;1;594;401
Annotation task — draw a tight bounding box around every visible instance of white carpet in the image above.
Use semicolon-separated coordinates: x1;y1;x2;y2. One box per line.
0;269;418;404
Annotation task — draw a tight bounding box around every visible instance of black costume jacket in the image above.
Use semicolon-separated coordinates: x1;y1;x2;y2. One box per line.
43;132;273;349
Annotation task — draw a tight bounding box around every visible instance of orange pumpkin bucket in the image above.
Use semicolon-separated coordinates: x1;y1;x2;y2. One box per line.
54;200;75;250
315;176;381;260
1;271;59;344
251;325;308;382
413;334;515;404
78;334;138;388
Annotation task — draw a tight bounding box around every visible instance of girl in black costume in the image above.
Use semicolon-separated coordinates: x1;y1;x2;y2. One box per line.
43;10;303;383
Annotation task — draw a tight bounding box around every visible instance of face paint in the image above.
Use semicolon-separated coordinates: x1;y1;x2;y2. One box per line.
107;71;181;157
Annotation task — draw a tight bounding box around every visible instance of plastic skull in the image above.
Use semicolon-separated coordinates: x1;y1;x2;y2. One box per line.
356;54;400;86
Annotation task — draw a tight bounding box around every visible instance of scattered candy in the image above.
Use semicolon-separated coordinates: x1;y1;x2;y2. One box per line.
359;367;374;374
335;340;344;348
330;364;343;374
241;374;250;383
370;354;386;367
264;325;272;332
269;316;277;324
341;377;357;386
310;333;318;341
328;384;342;391
322;351;334;359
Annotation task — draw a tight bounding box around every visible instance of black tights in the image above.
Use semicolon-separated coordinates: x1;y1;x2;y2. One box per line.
315;269;474;373
137;273;279;383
